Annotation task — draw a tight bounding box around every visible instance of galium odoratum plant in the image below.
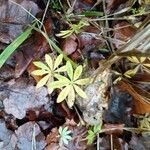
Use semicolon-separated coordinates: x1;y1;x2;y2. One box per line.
48;61;90;107
56;20;89;38
58;126;72;145
31;54;66;93
32;54;90;108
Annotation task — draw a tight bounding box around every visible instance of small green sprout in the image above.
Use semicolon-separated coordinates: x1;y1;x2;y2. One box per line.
48;61;90;107
113;56;150;83
58;126;72;145
56;20;89;38
31;54;66;93
86;124;102;145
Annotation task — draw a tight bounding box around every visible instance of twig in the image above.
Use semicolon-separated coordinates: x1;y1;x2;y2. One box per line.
94;24;150;81
40;0;51;29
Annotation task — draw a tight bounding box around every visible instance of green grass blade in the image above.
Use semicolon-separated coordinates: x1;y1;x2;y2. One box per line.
0;25;34;68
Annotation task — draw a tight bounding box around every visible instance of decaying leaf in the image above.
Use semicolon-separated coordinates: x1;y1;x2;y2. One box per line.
0;119;17;150
76;68;111;125
118;80;150;114
113;22;137;48
61;35;78;55
0;0;40;44
104;87;133;126
15;17;53;78
14;122;46;150
2;77;49;119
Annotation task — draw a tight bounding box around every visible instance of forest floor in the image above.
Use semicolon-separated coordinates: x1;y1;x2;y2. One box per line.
0;0;150;150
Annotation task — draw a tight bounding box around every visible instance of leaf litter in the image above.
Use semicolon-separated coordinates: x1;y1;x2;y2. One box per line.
0;0;150;149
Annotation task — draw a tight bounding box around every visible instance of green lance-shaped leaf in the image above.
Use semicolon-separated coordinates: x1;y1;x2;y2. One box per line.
73;65;83;81
73;84;87;99
66;61;73;80
33;62;50;71
54;54;63;70
57;85;71;103
36;74;50;88
45;54;53;70
0;24;35;68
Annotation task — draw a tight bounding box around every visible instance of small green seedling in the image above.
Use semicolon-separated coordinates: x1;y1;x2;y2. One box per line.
56;20;89;38
58;126;72;145
86;124;102;145
113;56;150;83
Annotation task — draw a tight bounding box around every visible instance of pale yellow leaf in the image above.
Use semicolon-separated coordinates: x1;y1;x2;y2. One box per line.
45;54;53;70
31;69;49;76
74;78;90;85
55;66;66;72
33;62;50;71
73;65;83;81
143;64;150;67
73;84;87;99
36;74;50;88
48;80;69;89
66;61;73;80
127;56;139;64
54;74;70;82
67;86;75;108
140;57;146;63
57;85;71;103
54;54;63;70
124;66;138;78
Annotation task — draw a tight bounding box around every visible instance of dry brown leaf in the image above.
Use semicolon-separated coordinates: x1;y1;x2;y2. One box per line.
113;22;137;48
106;0;127;13
118;80;150;114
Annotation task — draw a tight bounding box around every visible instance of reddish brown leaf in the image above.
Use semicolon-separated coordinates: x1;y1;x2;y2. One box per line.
61;35;78;55
106;0;127;13
15;17;53;78
118;80;150;114
113;22;137;48
3;78;49;119
0;0;40;44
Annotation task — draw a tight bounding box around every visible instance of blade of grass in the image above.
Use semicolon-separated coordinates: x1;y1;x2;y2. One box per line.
0;24;34;68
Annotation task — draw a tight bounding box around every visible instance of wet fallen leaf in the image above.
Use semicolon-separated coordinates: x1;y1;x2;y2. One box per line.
0;0;40;44
3;77;49;119
77;68;111;125
15;17;53;78
61;35;78;55
14;122;46;150
73;0;93;13
129;134;150;150
0;119;17;150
